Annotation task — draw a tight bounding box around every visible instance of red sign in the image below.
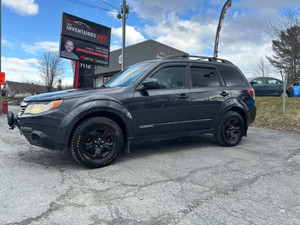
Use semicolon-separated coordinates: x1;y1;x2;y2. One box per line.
0;72;5;85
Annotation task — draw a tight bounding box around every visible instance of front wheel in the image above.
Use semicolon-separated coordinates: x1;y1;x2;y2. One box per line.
71;117;124;168
215;111;244;147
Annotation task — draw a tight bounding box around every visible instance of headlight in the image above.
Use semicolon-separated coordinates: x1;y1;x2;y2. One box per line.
24;100;63;114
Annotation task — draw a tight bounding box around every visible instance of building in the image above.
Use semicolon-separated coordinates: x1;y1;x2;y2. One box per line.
94;39;187;87
3;81;49;98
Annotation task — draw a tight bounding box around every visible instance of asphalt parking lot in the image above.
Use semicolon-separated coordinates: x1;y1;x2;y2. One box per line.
1;106;300;225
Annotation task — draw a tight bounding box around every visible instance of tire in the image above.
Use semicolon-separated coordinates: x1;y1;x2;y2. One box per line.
71;117;124;168
215;111;244;147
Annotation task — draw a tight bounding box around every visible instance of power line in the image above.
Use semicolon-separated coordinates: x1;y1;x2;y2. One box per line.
97;0;119;10
67;0;117;12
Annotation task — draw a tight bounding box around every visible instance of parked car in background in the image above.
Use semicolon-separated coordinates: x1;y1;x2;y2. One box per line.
248;77;294;97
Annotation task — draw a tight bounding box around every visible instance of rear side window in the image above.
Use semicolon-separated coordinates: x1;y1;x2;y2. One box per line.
219;66;248;87
191;67;220;87
267;78;282;84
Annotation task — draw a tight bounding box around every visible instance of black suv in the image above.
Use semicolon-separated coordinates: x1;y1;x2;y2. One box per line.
8;55;256;168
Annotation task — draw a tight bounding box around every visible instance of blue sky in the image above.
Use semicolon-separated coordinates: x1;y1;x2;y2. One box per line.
2;0;300;86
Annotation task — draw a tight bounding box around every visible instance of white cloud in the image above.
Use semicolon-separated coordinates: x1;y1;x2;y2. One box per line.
125;0;294;80
128;0;200;21
110;44;121;51
2;39;16;49
232;11;240;20
2;57;40;83
238;0;300;10
3;0;39;16
112;25;145;45
107;10;120;20
143;13;216;54
2;57;73;85
22;41;59;55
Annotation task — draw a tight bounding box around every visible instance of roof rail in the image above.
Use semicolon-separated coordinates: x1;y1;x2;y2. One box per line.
163;54;233;64
163;54;189;59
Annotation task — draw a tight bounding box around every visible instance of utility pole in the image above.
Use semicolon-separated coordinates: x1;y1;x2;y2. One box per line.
214;0;232;58
283;75;287;114
120;0;128;71
0;0;2;115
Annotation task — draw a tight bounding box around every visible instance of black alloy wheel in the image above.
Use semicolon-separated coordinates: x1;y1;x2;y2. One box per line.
224;118;242;141
84;129;114;158
215;111;244;146
71;117;123;168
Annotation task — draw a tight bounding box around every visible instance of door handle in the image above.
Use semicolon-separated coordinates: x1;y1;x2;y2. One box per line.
220;91;229;97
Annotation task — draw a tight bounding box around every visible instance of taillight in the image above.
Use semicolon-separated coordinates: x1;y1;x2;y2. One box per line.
248;89;255;99
291;86;294;89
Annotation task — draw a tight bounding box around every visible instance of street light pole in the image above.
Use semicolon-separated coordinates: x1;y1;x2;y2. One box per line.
120;0;128;71
283;75;287;114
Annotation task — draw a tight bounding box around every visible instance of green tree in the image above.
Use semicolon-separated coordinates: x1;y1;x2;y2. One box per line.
266;10;300;85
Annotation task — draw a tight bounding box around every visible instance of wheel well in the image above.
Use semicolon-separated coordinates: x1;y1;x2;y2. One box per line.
68;111;127;147
281;90;290;96
228;107;247;135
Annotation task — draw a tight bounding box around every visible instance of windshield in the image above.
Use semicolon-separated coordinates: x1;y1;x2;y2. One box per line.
106;62;154;87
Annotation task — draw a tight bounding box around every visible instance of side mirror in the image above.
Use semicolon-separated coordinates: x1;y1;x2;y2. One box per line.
250;81;258;85
141;78;159;89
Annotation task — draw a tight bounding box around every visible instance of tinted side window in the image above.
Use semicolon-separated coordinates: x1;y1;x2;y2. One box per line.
252;78;266;84
219;66;248;87
267;78;282;84
191;67;220;87
151;66;185;89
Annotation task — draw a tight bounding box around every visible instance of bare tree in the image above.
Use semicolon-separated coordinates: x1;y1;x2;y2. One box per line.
38;51;64;92
253;57;271;77
267;9;300;37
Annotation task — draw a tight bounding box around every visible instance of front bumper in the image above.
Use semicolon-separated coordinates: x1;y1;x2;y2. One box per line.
7;109;74;151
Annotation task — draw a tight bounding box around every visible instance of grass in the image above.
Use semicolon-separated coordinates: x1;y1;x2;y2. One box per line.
251;97;300;133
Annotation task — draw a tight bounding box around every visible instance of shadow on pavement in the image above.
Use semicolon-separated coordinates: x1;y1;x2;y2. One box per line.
17;134;218;169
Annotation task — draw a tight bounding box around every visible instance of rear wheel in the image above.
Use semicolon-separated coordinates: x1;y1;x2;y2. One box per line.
215;111;244;147
71;117;123;168
281;91;289;97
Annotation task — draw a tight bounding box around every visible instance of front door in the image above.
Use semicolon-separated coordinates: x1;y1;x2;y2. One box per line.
251;77;267;96
131;64;190;136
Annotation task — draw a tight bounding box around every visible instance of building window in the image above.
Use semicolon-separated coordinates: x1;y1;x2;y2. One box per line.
93;78;99;88
103;75;113;84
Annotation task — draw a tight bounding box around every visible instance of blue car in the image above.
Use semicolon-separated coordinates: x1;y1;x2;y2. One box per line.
248;77;294;97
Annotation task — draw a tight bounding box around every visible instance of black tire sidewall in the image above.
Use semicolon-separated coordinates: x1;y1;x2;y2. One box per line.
218;112;244;147
71;117;123;168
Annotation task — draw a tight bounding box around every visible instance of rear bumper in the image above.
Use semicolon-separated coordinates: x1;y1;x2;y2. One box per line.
247;104;256;125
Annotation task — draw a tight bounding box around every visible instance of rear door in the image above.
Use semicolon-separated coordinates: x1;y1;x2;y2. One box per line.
188;64;229;130
266;78;282;96
132;63;190;136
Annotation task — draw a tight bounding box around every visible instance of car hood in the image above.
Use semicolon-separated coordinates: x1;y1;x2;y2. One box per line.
24;88;122;102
